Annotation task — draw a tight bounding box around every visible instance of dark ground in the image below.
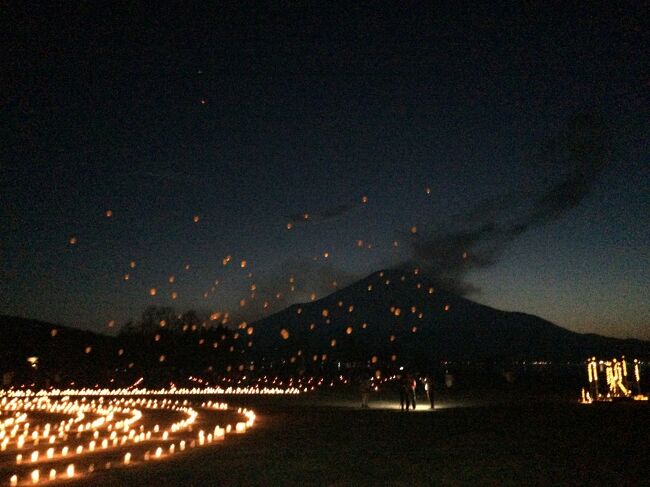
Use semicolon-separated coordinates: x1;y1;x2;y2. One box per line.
66;387;650;487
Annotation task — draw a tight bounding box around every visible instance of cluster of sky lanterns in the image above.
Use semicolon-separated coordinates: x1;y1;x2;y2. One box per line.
1;392;257;486
59;183;451;332
59;191;466;386
33;262;459;387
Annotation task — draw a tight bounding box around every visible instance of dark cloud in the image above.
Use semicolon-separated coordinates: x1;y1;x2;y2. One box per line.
407;112;617;294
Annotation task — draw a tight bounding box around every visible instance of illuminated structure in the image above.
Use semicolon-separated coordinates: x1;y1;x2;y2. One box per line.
581;356;647;403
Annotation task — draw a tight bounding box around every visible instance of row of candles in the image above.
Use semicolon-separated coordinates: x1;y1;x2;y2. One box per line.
1;394;256;485
1;386;299;398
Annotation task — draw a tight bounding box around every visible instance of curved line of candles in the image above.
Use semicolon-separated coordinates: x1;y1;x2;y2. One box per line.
1;395;256;486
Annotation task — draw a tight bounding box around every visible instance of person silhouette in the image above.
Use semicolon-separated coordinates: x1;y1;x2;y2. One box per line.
399;374;408;411
359;375;372;408
405;374;416;410
421;374;435;409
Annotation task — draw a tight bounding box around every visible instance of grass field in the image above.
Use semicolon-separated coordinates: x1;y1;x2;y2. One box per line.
80;388;650;487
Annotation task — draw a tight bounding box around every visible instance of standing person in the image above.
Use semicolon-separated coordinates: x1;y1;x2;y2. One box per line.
421;374;435;409
359;375;372;409
399;374;408;411
406;373;416;410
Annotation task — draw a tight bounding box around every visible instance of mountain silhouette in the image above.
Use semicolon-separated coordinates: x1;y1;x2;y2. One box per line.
248;268;649;366
1;269;648;387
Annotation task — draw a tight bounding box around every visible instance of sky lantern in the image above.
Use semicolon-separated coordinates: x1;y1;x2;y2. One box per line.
107;320;115;328
240;260;247;268
444;304;450;312
425;187;431;194
129;261;136;268
371;355;378;364
286;222;293;230
361;195;368;203
280;329;289;340
346;326;353;335
168;275;175;283
193;215;200;223
149;288;157;296
50;328;58;337
330;339;337;347
84;346;92;354
68;236;77;245
171;291;178;300
410;226;417;234
105;209;113;217
123;273;130;281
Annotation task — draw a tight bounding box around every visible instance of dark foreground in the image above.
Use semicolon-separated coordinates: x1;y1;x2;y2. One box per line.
76;391;649;487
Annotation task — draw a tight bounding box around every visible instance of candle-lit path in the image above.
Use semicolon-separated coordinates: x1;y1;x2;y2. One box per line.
0;389;275;486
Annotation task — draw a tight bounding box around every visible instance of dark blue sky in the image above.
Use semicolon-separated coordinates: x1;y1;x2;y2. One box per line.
2;4;648;338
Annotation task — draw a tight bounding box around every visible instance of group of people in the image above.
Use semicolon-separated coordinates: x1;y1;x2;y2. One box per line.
399;373;435;411
358;372;435;410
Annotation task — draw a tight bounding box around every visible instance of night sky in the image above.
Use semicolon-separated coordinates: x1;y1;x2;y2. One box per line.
2;4;648;339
